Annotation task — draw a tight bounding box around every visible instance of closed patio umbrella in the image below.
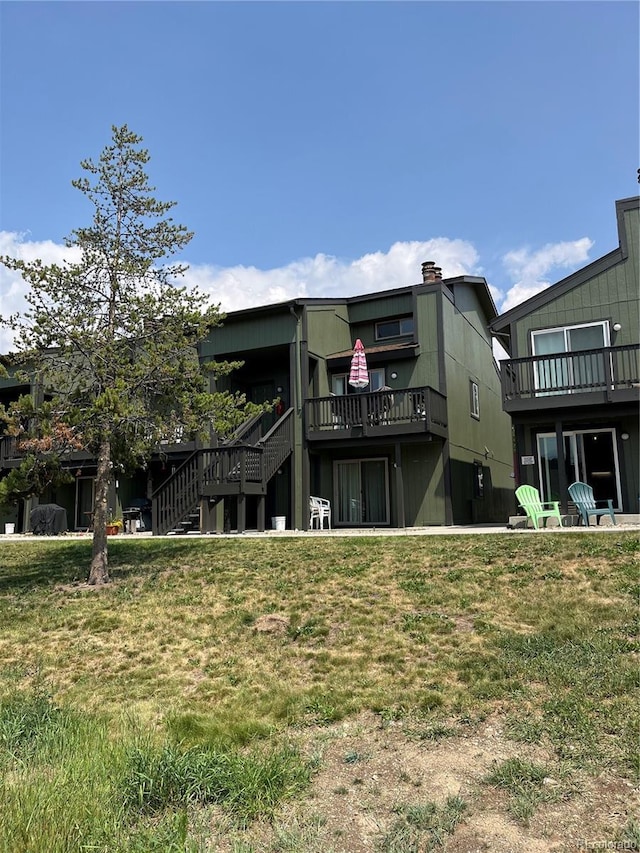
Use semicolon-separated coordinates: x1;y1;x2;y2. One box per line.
348;339;369;389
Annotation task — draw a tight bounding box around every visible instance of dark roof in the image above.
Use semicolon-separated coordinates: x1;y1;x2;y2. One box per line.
221;276;498;323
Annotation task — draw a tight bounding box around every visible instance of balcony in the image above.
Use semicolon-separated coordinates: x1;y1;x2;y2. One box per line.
305;385;448;441
500;344;640;413
0;431;201;471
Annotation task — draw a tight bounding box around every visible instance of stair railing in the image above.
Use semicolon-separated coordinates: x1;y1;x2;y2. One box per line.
258;407;294;482
151;408;294;536
225;411;265;446
152;450;202;537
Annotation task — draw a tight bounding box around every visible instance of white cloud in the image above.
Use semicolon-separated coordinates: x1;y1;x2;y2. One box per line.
498;237;594;313
182;237;480;313
0;230;596;356
0;232;82;352
0;233;480;351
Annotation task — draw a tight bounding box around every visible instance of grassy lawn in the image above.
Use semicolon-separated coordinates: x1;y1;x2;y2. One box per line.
0;533;638;851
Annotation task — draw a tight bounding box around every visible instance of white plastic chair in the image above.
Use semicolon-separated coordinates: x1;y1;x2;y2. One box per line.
309;496;331;530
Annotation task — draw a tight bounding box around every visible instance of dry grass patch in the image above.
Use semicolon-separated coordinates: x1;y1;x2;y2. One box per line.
0;532;638;850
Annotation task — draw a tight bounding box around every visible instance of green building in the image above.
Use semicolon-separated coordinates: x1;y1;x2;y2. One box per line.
0;262;515;533
490;196;639;516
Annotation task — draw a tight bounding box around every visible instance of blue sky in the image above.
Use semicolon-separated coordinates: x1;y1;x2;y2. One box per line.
1;1;638;351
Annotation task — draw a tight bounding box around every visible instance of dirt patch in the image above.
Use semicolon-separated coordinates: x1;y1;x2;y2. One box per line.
452;616;475;633
254;614;291;635
208;712;638;852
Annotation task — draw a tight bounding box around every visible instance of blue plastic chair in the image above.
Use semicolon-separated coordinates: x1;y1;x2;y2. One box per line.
568;481;616;526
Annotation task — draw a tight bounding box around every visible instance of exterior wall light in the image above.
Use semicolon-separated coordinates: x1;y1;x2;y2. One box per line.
390;372;398;380
613;323;622;332
276;386;283;393
621;433;630;441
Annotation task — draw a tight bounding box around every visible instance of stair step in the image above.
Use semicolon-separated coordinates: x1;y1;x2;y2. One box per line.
153;413;293;535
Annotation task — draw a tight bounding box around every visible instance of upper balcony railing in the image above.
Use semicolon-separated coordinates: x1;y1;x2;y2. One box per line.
305;385;447;440
500;344;639;409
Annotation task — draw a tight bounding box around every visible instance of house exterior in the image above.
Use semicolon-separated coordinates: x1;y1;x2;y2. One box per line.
489;196;640;516
0;262;515;533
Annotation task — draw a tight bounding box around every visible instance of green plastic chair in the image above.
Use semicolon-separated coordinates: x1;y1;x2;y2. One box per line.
568;481;616;527
515;485;563;529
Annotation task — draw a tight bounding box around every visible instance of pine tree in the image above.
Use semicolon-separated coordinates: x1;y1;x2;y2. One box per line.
1;125;255;583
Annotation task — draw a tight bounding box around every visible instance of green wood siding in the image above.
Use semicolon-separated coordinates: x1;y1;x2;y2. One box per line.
402;443;444;525
441;283;515;517
307;306;351;353
514;205;639;353
413;290;440;389
200;311;297;358
347;293;414;327
306;305;351;396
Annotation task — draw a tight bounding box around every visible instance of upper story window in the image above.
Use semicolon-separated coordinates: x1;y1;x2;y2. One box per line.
470;380;480;419
375;316;414;341
332;374;348;396
368;368;386;391
531;321;610;394
332;368;386;395
531;321;609;356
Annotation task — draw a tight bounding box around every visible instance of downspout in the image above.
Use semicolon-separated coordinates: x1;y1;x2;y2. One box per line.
435;284;453;525
24;377;45;532
289;304;308;530
394;442;405;528
289;304;302;415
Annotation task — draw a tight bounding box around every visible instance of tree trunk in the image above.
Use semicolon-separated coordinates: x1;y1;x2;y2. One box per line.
88;437;111;585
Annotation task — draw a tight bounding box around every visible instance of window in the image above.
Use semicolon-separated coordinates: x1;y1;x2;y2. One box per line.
332;368;385;394
332;374;348;396
531;322;610;394
470;380;480;419
375;316;414;341
369;368;386;391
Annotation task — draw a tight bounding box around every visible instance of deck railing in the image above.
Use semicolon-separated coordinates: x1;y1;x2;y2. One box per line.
305;385;447;435
500;344;639;402
151;408;294;535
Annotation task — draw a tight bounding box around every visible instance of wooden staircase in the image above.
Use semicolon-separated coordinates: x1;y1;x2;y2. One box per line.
151;408;294;536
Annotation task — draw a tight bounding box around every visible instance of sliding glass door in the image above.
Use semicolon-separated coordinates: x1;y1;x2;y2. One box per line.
75;477;95;530
335;458;389;525
532;322;609;394
536;429;621;509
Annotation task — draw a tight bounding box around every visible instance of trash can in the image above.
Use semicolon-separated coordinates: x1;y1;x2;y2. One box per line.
4;523;15;535
271;516;286;531
123;507;143;534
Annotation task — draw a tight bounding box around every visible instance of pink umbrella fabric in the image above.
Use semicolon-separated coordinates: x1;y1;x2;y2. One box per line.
348;339;369;389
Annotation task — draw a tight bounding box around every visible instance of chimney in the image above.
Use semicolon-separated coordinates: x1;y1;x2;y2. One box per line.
421;261;436;282
421;261;443;283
